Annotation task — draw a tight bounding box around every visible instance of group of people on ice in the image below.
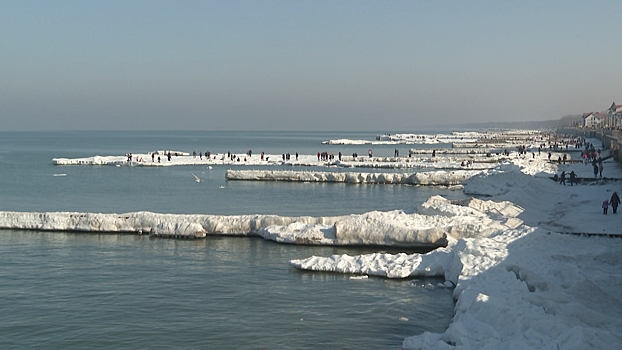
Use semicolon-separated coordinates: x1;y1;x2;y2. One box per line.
555;170;577;186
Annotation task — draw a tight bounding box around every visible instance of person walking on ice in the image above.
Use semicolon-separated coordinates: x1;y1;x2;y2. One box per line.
610;192;620;214
602;199;609;215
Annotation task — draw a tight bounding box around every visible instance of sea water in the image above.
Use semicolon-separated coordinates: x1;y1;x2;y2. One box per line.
0;131;460;348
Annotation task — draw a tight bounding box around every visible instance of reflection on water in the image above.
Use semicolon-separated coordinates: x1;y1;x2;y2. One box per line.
0;131;457;348
0;230;454;349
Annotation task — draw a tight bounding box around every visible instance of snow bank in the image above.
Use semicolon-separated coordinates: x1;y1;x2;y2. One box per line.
226;169;483;186
290;138;622;349
290;195;525;276
402;229;622;349
463;169;530;196
288;168;622;348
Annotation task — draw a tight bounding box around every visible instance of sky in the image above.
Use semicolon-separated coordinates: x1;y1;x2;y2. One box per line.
1;0;621;131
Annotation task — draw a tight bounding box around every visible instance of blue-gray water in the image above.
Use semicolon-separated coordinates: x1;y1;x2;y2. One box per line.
0;131;459;348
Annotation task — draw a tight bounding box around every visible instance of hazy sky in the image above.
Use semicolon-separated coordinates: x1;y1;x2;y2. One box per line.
2;0;621;131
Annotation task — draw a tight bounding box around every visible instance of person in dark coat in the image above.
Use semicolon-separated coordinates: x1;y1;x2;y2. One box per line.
610;192;621;214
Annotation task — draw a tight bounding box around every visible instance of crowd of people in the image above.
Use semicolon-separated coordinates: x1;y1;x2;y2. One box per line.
550;135;621;217
124;145;487;169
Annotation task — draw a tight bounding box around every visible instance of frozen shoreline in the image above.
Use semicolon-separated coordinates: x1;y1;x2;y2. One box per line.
291;141;622;349
8;133;622;348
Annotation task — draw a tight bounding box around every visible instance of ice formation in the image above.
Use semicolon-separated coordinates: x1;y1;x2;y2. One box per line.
53;152;500;170
290;143;622;349
225;169;483;185
0;197;516;246
12;133;622;348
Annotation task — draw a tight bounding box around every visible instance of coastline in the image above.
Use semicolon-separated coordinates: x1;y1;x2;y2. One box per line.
291;138;622;348
2;131;621;348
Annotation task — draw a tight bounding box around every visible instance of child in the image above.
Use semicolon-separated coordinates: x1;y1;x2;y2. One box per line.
602;199;609;215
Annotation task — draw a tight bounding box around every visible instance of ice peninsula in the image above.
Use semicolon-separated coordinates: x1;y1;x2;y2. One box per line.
0;193;519;247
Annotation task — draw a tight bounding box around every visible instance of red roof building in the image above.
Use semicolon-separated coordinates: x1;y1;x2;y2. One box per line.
583;112;604;128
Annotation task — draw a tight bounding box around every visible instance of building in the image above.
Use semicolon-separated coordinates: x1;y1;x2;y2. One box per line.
583;112;605;128
607;102;622;128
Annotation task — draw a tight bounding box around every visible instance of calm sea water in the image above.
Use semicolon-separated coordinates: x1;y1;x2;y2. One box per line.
0;131;460;349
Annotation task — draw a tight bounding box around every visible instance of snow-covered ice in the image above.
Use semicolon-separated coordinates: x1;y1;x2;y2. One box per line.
0;199;515;246
53;151;499;170
226;169;483;186
7;133;622;348
290;140;622;349
324;130;545;146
